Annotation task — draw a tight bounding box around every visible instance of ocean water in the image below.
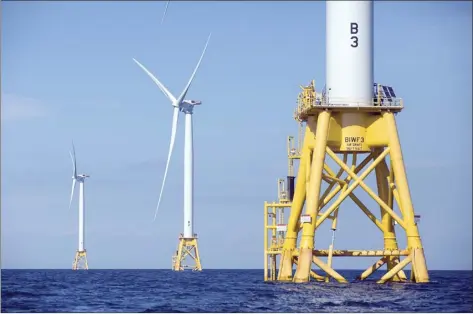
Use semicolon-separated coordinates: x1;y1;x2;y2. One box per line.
1;269;472;313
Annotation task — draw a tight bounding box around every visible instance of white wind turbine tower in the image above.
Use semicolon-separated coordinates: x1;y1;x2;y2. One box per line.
133;33;211;271
69;142;90;270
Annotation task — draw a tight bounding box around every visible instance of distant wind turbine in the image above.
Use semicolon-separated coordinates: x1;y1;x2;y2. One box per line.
132;33;211;229
69;142;90;270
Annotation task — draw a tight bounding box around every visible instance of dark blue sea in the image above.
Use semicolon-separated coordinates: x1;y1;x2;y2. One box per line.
1;269;472;312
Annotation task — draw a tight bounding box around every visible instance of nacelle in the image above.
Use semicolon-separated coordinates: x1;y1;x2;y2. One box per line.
183;99;202;106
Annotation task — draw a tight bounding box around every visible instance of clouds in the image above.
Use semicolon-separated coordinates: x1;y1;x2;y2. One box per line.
1;93;49;121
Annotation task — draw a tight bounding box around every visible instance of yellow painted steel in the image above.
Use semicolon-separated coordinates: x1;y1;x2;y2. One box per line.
172;235;202;271
294;111;331;283
377;255;412;284
325;240;335;283
264;202;268;281
270;249;409;257
375;152;407;281
293;257;325;281
357;257;387;280
313;249;409;257
277;127;311;281
324;154;352;282
72;250;88;270
264;169;295;281
312;256;347;283
264;80;429;284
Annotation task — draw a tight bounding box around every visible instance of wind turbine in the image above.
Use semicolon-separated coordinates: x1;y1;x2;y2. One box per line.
132;33;211;271
69;142;90;270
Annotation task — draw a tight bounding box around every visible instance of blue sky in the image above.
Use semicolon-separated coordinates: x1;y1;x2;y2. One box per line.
1;1;471;270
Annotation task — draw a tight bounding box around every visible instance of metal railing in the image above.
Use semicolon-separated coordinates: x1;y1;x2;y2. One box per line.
294;94;404;119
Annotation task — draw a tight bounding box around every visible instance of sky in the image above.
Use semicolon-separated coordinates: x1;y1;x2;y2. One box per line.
1;1;471;271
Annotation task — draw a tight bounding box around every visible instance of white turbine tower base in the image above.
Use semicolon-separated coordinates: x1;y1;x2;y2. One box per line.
133;33;211;272
326;0;373;107
69;142;90;270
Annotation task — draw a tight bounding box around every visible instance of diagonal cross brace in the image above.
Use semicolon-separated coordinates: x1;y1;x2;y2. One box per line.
318;153;373;208
323;158;385;232
326;147;407;230
315;148;391;229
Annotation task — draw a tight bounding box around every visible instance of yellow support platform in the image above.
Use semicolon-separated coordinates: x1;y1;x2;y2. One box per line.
264;80;429;284
172;234;202;272
72;250;88;270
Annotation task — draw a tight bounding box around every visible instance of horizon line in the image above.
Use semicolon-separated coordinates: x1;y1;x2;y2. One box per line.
2;268;472;271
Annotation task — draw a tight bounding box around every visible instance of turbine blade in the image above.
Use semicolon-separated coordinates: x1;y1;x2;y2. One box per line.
132;58;177;103
69;178;76;210
70;142;77;179
161;0;170;24
154;106;180;221
176;33;212;103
